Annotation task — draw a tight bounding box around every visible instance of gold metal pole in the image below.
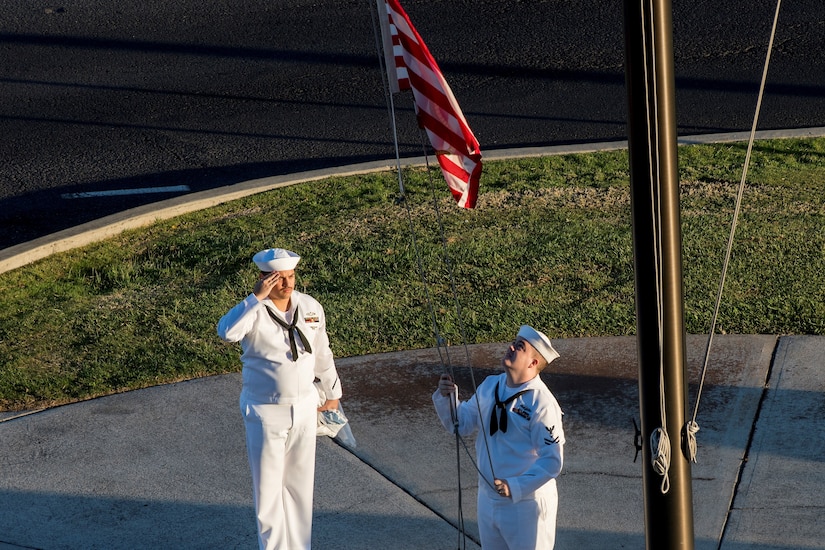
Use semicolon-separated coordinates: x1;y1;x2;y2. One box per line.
623;0;695;547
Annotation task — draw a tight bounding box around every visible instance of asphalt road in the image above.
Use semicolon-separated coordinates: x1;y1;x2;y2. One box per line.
1;0;823;249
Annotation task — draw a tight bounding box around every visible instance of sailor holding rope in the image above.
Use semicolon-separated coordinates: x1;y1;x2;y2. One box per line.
433;325;565;549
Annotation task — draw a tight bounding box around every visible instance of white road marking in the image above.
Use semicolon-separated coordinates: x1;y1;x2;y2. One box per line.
61;185;190;199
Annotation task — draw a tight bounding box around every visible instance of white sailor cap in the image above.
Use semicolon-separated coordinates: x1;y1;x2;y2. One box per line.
517;325;560;365
252;248;300;272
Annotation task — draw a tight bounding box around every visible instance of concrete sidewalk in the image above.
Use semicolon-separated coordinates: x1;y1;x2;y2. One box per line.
1;334;822;549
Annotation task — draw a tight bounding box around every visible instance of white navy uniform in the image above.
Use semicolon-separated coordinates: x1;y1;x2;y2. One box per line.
433;372;564;549
218;289;341;550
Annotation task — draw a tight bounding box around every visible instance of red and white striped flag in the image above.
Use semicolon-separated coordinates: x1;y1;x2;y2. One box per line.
379;0;482;209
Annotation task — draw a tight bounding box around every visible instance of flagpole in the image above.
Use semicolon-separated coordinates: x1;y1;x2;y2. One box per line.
372;0;407;197
623;0;695;548
386;85;408;198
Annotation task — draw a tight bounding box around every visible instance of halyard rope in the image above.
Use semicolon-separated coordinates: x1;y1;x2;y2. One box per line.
368;2;488;547
639;0;671;494
686;0;783;463
416;127;499;491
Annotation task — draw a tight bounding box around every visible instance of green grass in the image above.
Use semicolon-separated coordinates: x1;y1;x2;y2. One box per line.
1;137;824;411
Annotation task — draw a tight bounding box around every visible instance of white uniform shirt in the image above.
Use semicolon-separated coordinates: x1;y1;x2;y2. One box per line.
217;290;342;404
433;372;564;503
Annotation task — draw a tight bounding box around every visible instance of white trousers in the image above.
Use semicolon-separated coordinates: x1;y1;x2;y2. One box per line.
477;483;558;550
241;393;318;550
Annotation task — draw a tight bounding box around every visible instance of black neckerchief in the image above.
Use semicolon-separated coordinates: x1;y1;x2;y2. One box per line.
265;305;312;362
489;381;531;436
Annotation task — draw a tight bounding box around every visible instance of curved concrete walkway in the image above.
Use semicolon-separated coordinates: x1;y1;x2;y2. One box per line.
1;131;824;549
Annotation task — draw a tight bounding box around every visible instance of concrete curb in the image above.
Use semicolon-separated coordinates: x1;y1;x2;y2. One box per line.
2;127;824;275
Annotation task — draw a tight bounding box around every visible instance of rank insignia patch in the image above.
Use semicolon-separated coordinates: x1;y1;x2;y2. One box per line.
543;425;560;445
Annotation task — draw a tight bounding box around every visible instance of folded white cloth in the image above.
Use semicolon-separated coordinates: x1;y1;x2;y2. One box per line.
318;408;348;437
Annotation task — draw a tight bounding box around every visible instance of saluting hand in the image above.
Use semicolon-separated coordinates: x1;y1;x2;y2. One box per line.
254;271;281;300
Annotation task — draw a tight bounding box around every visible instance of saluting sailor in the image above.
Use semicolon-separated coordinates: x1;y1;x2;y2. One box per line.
433;325;565;550
218;248;342;550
